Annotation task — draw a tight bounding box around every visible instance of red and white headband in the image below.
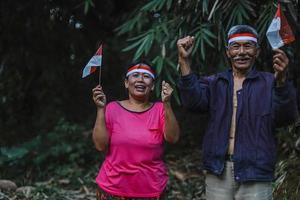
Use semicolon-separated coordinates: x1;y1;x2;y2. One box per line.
228;33;257;44
126;64;155;79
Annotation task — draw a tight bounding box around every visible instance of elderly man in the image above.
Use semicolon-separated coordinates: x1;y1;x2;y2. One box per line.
177;25;298;200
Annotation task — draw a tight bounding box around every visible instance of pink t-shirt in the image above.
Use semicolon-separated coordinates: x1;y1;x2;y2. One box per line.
96;101;168;198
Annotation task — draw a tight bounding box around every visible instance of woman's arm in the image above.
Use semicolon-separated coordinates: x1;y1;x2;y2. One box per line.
92;85;109;151
161;81;180;143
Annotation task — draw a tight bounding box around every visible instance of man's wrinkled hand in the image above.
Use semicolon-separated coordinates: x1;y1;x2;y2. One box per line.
177;36;195;60
273;49;289;85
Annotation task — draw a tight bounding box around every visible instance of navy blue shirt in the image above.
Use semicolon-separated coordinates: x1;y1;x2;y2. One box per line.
178;68;298;182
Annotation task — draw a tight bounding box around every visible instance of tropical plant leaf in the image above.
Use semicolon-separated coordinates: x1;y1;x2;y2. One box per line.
141;0;172;12
201;0;209;16
115;12;145;35
122;39;144;52
115;0;297;107
256;2;276;40
127;32;149;42
166;0;173;10
223;0;255;30
152;56;164;76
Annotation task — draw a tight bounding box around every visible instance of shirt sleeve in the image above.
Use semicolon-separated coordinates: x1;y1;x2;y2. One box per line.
177;73;211;112
272;81;299;127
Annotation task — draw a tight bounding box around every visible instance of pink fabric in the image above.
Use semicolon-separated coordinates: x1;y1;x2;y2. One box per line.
96;101;168;198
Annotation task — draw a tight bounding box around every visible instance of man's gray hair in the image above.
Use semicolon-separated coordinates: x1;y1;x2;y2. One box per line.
227;25;259;47
227;25;258;40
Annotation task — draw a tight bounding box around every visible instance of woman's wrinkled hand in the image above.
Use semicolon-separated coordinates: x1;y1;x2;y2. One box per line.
92;85;107;108
161;81;173;103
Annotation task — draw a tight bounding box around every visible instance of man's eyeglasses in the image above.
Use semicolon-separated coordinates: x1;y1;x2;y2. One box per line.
228;42;257;52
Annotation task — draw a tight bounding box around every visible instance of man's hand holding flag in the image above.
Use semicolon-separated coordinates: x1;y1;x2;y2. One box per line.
266;4;294;85
266;4;295;49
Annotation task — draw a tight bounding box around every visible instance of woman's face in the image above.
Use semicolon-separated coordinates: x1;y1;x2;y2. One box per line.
125;72;154;100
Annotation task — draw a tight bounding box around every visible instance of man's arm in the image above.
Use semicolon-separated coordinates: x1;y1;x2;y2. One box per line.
177;36;194;76
272;49;299;126
177;36;210;112
272;82;298;127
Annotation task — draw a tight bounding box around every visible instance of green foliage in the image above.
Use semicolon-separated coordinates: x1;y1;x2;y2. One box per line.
84;0;95;14
191;24;217;60
0;1;299;198
0;180;97;200
0;0;131;147
0;119;96;180
222;0;256;29
274;120;300;199
115;0;298;101
256;3;277;40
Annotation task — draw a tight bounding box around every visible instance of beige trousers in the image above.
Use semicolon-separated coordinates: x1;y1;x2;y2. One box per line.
205;161;273;200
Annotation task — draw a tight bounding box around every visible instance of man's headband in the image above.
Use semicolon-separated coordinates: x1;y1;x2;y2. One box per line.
126;64;155;79
228;33;257;44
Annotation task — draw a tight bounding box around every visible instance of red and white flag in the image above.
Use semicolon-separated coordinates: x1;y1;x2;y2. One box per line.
266;4;295;49
82;45;102;78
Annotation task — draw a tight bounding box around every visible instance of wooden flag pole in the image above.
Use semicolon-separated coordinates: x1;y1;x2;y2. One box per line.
99;66;102;85
98;44;102;85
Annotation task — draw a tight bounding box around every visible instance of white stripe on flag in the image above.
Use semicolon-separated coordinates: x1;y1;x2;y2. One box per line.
266;16;284;49
82;55;102;78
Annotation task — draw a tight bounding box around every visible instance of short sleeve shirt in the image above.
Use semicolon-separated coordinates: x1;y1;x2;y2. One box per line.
96;101;168;198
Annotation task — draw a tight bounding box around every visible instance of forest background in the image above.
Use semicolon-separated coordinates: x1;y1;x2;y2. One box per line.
0;0;299;199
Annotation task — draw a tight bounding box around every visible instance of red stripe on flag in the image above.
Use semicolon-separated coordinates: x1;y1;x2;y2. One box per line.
278;5;295;45
90;66;97;74
95;45;103;56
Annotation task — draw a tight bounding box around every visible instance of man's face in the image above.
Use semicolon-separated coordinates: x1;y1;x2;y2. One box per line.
226;40;260;72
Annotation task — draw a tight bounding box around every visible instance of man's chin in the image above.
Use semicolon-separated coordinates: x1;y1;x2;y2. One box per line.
234;63;252;70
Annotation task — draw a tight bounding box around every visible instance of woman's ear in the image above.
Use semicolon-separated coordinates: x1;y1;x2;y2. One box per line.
124;79;129;89
151;85;154;91
151;79;155;91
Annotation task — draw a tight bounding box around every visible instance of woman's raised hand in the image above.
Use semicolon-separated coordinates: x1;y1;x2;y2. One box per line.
161;81;173;103
92;85;107;108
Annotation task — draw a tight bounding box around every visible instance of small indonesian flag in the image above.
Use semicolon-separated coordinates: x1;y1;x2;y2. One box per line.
82;45;102;78
266;4;295;49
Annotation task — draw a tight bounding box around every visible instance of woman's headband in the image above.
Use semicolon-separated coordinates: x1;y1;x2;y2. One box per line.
126;64;155;79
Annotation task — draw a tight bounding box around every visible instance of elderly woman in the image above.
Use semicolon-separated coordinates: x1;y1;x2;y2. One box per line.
92;61;180;199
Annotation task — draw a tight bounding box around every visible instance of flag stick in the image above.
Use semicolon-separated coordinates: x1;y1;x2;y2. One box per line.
99;67;102;85
98;44;103;85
